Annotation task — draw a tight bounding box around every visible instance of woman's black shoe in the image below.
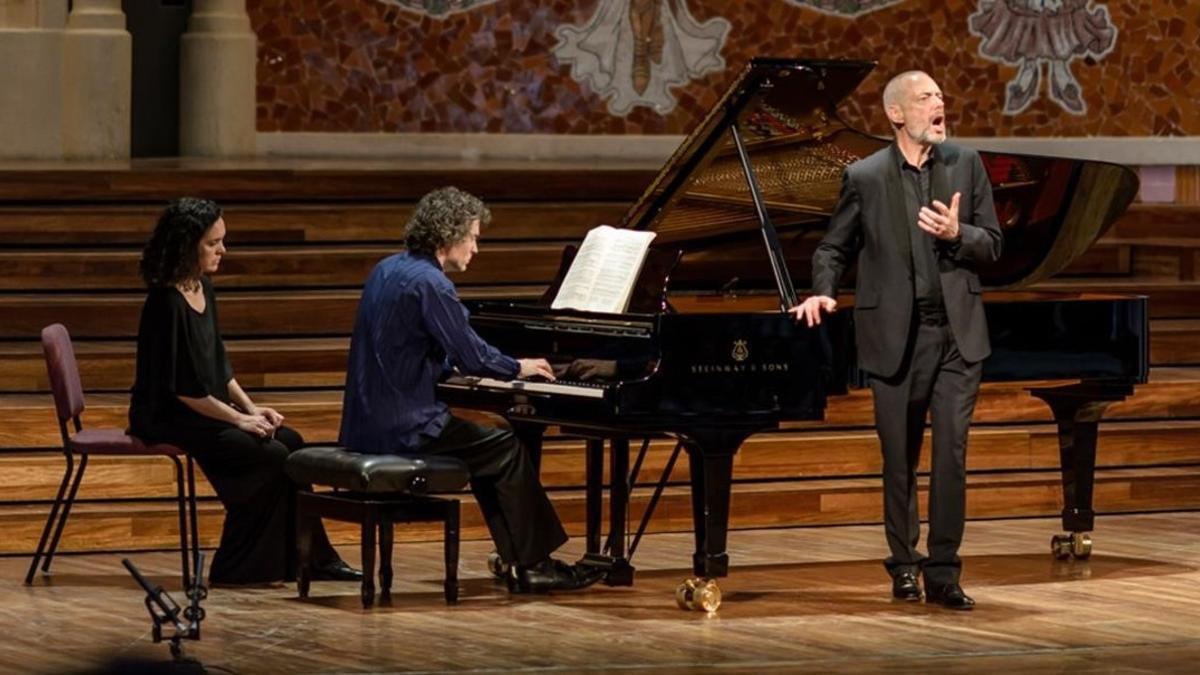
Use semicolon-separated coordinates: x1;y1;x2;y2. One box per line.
312;560;364;582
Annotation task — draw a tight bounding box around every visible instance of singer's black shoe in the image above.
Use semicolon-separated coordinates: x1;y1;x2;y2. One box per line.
925;583;975;610
507;558;604;594
891;570;922;601
312;560;364;582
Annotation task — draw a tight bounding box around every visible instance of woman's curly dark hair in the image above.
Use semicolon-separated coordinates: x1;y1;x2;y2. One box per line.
404;187;491;256
139;197;223;288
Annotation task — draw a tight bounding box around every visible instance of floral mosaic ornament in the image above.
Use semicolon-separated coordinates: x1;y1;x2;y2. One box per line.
781;0;907;17
553;0;730;116
969;0;1117;115
375;0;499;18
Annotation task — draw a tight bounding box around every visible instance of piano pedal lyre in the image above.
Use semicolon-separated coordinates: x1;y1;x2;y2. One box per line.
675;577;721;613
1051;532;1092;560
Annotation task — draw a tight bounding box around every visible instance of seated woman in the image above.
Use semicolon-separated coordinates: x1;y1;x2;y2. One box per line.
128;197;360;586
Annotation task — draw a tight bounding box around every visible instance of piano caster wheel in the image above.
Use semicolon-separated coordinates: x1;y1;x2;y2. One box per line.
1052;533;1092;560
1071;533;1093;559
675;577;721;613
486;551;509;580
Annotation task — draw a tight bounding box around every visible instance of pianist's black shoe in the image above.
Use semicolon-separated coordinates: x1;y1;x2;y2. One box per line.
891;570;922;601
312;559;364;582
507;558;604;594
925;582;975;610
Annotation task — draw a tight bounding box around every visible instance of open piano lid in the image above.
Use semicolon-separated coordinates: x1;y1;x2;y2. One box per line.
619;57;1140;293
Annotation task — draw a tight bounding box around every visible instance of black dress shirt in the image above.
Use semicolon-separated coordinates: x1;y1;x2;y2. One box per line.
896;148;945;318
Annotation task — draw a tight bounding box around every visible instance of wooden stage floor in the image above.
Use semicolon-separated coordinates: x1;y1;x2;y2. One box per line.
5;512;1200;674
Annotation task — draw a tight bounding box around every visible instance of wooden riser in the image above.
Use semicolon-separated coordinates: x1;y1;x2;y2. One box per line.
4;323;1199;393
0;164;656;203
0;197;1190;245
1065;244;1130;275
0;338;353;392
11;239;1199;293
0;286;544;340
0;244;568;291
2;281;1197;341
5;420;1200;502
0;202;618;245
4;466;1199;556
3;368;1199;448
1112;203;1200;239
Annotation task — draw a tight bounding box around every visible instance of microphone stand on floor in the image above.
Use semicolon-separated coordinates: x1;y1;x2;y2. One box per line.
122;552;208;670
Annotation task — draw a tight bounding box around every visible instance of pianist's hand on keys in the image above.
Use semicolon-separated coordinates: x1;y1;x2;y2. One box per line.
517;358;556;381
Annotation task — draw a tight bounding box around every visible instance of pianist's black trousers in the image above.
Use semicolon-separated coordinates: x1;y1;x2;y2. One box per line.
419;415;568;567
869;316;982;586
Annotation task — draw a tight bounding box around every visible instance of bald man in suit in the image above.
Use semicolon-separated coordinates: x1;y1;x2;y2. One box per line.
791;71;1002;609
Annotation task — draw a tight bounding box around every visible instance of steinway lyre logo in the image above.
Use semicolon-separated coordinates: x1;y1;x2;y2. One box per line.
731;339;749;362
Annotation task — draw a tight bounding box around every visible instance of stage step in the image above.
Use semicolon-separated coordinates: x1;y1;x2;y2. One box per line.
4;321;1199;394
0;201;617;246
2;279;1196;342
0;286;545;340
0;243;567;291
0;161;656;203
5;419;1200;502
2;367;1199;449
1111;203;1200;240
12;236;1191;293
4;464;1199;556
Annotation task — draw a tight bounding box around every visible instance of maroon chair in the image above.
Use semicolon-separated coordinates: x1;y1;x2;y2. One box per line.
26;323;200;586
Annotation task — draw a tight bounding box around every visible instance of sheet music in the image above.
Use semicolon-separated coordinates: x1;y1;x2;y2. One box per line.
551;225;656;313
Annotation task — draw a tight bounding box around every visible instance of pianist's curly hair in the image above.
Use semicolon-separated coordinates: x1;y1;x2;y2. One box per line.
405;187;492;257
139;197;223;288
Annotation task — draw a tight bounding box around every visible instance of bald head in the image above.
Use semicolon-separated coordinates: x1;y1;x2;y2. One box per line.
882;70;930;111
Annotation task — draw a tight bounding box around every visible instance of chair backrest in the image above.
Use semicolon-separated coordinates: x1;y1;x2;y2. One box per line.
42;323;85;424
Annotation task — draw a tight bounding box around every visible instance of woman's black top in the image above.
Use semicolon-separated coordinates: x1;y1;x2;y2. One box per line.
128;276;234;442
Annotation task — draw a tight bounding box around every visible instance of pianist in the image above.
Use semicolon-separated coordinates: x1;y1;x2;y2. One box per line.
791;71;1002;610
339;186;601;594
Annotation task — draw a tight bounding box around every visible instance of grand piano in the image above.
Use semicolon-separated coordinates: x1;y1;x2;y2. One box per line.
439;58;1146;610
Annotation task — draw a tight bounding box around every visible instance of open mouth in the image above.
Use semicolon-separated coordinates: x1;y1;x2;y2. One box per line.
932;114;945;130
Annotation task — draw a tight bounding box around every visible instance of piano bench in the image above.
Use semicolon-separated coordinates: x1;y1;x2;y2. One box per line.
284;446;470;608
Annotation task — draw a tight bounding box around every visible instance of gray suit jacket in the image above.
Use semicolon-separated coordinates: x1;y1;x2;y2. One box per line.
811;142;1003;378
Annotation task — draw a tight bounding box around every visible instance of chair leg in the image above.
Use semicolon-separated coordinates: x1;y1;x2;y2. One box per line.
296;493;316;599
25;452;76;584
361;507;377;609
444;499;460;604
378;514;394;603
186;456;200;581
170;456;192;588
42;454;88;574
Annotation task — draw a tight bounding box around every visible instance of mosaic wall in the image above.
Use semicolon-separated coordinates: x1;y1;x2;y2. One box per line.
250;0;1199;137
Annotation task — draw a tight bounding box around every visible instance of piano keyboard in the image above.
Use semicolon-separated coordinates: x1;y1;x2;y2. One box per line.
445;376;608;399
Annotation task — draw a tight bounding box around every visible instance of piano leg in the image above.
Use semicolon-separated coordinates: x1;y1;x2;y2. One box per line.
605;438;634;586
686;447;733;579
580;436;635;586
1029;383;1133;560
585;438;604;557
670;428;752;613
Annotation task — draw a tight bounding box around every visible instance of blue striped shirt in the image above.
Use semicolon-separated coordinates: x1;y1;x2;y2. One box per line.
339;252;519;454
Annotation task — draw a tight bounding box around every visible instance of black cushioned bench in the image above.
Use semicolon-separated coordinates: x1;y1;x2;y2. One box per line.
285;446;470;607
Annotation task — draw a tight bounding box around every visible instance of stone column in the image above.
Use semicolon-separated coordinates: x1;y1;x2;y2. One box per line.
0;0;67;159
61;0;131;159
180;0;257;156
